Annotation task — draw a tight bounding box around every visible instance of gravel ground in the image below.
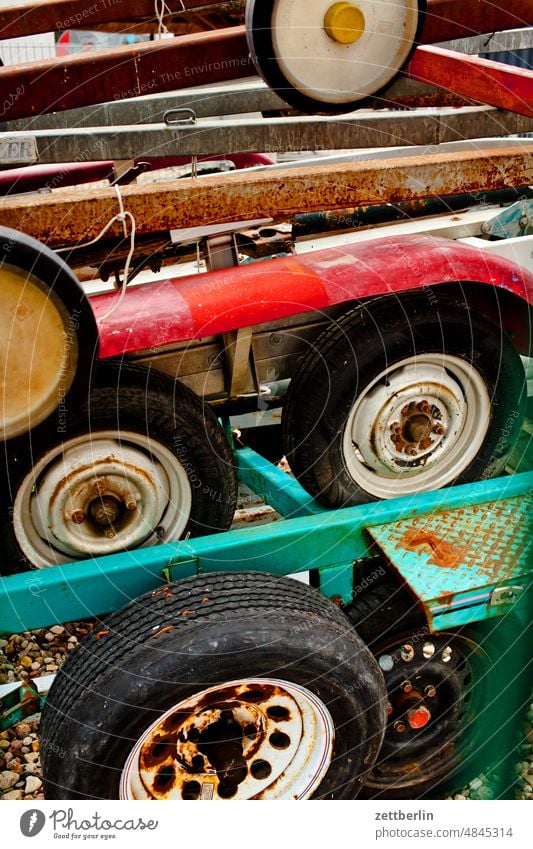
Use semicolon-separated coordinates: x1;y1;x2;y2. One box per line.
0;622;94;801
0;620;531;801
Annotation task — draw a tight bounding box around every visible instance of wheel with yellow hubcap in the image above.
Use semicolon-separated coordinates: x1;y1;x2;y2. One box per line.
246;0;426;114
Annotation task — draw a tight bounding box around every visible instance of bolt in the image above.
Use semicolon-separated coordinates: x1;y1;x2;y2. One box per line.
402;681;413;693
125;498;137;512
406;447;418;457
417;401;430;413
386;702;393;715
93;478;106;495
424;685;436;698
393;721;406;733
433;424;444;436
390;422;401;431
104;529;115;539
71;510;85;525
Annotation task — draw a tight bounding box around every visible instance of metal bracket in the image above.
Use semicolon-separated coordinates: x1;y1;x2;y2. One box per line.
489;585;524;608
164;557;200;584
481;199;533;239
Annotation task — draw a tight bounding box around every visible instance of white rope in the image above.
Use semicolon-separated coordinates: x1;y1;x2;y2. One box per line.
98;186;137;321
155;0;180;39
58;185;136;322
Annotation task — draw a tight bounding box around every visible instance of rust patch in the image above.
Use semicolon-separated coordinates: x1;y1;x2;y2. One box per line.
181;609;193;617
152;625;173;637
94;629;109;640
399;530;465;568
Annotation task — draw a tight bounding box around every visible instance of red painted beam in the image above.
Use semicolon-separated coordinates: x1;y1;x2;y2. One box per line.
0;27;252;121
0;0;225;39
409;46;533;119
422;0;533;44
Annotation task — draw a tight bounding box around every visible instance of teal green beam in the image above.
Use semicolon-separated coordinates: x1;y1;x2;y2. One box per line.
1;459;532;635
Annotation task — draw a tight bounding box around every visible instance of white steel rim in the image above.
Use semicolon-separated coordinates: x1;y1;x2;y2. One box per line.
342;355;491;498
271;0;420;104
13;430;192;568
120;678;335;800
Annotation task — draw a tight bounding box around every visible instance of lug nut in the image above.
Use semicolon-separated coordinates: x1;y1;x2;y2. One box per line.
402;681;413;693
433;424;444;435
104;529;116;539
390;422;401;431
406;447;418;457
424;685;436;698
93;478;106;495
393;721;406;733
125;498;137;511
71;510;85;525
417;401;430;413
386;702;393;715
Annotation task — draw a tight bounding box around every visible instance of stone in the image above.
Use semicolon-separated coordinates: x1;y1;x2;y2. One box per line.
0;770;19;790
2;789;23;800
24;752;39;764
19;656;32;669
50;625;65;636
24;775;42;794
15;723;31;738
469;778;483;791
22;736;33;746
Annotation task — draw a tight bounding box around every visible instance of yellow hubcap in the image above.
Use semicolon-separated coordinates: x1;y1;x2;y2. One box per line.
324;2;365;45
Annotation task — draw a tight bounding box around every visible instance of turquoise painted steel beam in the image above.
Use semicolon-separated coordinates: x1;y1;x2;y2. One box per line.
235;447;326;517
1;464;532;635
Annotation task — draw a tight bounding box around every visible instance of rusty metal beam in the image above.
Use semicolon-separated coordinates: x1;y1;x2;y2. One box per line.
0;146;530;249
1;0;530;42
410;46;533;119
422;0;533;44
0;26;252;121
0;0;238;38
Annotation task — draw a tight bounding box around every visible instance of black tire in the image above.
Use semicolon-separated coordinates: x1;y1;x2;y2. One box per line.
348;581;530;798
0;226;98;445
283;291;527;507
0;362;237;574
246;0;426;115
41;572;387;800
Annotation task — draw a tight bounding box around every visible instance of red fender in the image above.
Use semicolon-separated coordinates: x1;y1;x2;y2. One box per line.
93;234;533;359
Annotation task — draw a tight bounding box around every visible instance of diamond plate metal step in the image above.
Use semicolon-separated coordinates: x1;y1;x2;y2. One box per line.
368;495;532;630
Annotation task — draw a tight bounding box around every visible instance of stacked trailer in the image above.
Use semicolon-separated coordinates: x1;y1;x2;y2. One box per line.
0;0;532;800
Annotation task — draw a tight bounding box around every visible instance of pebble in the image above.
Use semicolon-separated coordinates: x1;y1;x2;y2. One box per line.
19;656;32;669
0;770;19;790
24;775;42;794
24;752;39;763
50;625;65;636
2;789;23;800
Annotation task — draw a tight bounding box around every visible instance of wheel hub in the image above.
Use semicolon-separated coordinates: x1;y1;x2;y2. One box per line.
324;3;365;45
343;355;491;498
367;633;481;791
121;679;334;800
389;400;445;458
13;431;193;566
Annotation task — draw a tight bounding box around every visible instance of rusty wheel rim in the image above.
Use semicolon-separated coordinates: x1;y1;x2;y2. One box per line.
13;430;192;567
365;631;488;793
120;678;334;800
343;354;490;498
